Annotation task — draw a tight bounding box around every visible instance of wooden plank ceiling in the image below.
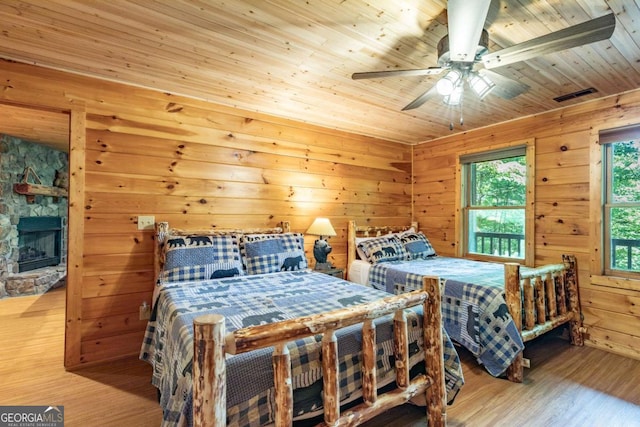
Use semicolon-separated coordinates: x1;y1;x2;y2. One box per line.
0;0;639;145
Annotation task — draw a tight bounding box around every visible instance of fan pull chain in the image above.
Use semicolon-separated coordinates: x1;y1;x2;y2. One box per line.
448;92;464;131
449;106;454;131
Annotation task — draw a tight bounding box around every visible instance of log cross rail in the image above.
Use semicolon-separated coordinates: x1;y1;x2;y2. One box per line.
193;277;447;427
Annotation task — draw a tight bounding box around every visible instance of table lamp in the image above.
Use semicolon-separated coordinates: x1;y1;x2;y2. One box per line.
306;217;337;270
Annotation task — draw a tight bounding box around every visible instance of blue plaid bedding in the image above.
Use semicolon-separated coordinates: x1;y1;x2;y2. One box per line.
368;257;526;376
140;270;464;427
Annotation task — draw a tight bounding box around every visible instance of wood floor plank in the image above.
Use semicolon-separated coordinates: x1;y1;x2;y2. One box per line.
0;287;162;427
1;287;639;426
361;333;640;427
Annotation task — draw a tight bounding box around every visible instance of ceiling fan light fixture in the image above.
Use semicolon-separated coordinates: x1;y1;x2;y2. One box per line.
469;72;495;99
436;70;462;96
443;85;463;106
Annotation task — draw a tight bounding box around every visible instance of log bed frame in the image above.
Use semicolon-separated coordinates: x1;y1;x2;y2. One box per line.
154;222;448;427
346;220;585;383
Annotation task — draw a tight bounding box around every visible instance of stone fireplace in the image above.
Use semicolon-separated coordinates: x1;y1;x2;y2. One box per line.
0;134;68;298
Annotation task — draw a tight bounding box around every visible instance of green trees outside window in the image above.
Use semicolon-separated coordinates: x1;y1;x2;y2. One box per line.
464;153;526;259
606;140;640;273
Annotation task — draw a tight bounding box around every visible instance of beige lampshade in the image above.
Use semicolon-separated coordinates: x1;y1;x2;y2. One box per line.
306;217;336;237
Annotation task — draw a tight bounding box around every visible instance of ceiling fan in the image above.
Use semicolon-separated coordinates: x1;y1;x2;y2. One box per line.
352;0;616;116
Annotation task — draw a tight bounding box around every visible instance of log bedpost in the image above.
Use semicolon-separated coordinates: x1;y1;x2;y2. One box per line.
563;254;584;346
393;310;410;389
155;222;170;284
322;330;340;425
362;319;377;405
273;343;293;426
347;220;357;278
504;263;524;383
193;314;226;427
423;277;446;427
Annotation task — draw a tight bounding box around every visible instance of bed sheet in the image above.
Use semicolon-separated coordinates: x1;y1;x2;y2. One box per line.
368;257;526;376
140;269;464;427
347;259;373;286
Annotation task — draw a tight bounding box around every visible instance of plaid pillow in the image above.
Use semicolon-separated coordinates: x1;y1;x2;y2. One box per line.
357;235;406;264
355;236;375;260
400;231;436;259
160;234;243;283
240;233;308;275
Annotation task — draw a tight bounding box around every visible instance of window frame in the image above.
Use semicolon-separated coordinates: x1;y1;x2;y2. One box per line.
455;139;535;265
591;122;640;290
599;127;640;278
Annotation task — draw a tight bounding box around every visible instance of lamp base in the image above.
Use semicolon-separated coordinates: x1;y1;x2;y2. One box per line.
314;262;333;271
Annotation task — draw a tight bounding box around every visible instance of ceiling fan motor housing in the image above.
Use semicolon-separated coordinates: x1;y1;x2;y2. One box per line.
437;29;490;67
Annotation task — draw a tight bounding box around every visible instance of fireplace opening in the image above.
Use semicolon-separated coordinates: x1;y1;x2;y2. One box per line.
17;216;63;273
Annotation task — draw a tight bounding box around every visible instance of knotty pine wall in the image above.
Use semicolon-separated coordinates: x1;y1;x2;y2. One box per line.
414;88;640;361
0;60;411;367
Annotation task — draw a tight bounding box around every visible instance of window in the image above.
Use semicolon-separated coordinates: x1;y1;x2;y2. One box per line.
460;147;528;261
601;125;640;275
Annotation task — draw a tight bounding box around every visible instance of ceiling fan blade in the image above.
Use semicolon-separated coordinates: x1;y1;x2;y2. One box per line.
481;70;530;99
482;13;615;69
447;0;492;62
402;86;439;111
352;67;444;80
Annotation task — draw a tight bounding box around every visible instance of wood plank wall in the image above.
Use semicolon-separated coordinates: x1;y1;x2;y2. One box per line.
413;88;640;361
0;60;411;367
3;56;639;366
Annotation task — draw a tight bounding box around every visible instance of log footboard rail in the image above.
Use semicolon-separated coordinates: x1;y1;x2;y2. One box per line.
504;254;584;382
192;277;447;427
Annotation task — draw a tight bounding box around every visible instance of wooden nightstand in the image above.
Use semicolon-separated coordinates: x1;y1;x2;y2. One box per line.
315;267;344;279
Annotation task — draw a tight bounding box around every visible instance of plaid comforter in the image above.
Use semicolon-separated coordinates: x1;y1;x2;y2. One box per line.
369;257;526;376
140;270;464;427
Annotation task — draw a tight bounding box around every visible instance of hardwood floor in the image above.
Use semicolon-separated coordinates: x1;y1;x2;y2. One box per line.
1;287;639;426
364;335;640;427
0;286;162;426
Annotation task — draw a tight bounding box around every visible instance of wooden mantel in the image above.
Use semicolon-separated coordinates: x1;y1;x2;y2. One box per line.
14;183;68;202
13;166;68;203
